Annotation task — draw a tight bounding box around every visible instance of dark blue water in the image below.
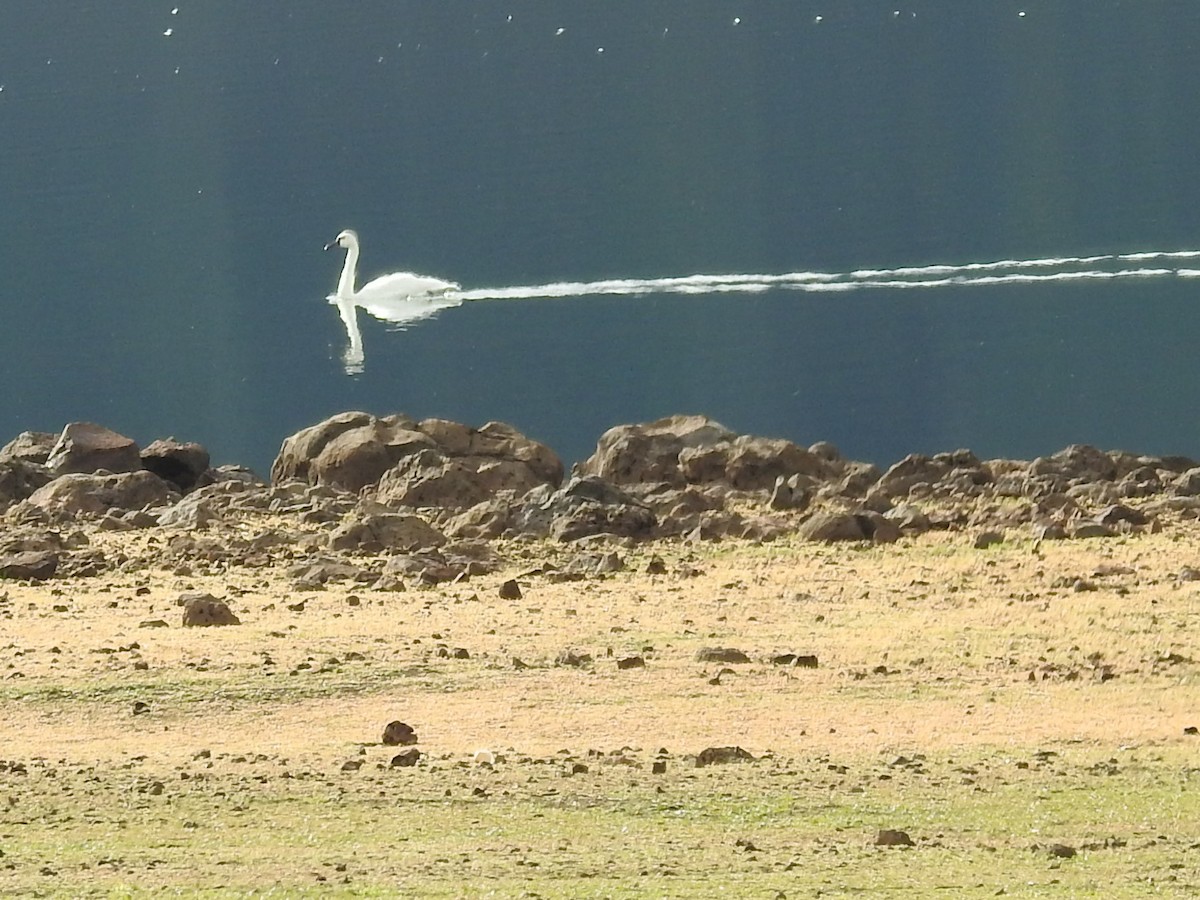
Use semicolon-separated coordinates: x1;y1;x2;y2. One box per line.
4;4;1200;475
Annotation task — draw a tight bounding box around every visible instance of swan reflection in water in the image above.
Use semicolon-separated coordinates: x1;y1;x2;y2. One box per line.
323;229;461;374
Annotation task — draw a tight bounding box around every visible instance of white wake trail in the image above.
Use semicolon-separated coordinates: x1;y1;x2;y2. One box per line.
454;248;1200;303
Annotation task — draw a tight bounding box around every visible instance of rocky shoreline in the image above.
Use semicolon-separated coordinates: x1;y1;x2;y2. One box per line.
2;411;1198;586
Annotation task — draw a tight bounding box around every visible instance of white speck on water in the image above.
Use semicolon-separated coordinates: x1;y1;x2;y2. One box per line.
814;15;823;23
174;67;180;74
163;28;173;37
1018;10;1027;17
555;27;565;36
171;6;178;13
377;56;384;63
506;14;512;22
732;17;741;25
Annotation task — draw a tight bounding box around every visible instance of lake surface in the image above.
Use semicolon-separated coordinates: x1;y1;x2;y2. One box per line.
4;4;1200;476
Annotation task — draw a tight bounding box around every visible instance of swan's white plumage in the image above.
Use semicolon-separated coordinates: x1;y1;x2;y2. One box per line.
324;228;460;372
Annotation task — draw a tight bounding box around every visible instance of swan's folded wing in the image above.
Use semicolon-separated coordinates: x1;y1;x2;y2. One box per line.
357;293;463;327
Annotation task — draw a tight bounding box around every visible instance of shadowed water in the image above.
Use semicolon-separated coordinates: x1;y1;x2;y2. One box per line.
3;4;1200;473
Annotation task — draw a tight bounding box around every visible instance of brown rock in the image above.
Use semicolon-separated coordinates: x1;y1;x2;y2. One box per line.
797;511;866;542
390;748;421;767
381;721;418;746
0;460;53;512
140;438;211;493
696;647;752;664
0;550;58;581
695;746;754;767
498;579;522;600
579;415;735;486
27;470;178;518
0;431;57;465
616;655;645;670
724;435;831;491
327;513;447;553
180;594;241;627
45;422;142;476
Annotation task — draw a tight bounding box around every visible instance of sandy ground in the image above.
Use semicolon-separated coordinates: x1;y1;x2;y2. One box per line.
2;520;1197;768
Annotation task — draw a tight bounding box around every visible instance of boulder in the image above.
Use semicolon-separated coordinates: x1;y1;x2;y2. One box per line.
140;438;211;493
328;513;447;553
377;450;550;510
156;494;221;529
0;460;53;512
271;411;433;492
0;431;57;465
442;498;514;539
797;511;866;542
27;470;179;518
45;422;142;476
579;415;735;485
381;721;418;746
873;454;953;499
180;594;241;627
272;412;563;501
1029;444;1118;484
0;550;58;581
516;476;656;541
724;435;831;490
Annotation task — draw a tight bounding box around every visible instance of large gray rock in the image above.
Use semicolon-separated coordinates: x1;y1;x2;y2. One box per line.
45;422;142;476
26;470;178;518
723;435;831;490
140;438;211;493
0;460;53;512
516;476;656;541
271;412;434;491
578;415;735;486
377;450;551;510
0;431;57;465
1029;444;1118;484
0;550;59;581
328;513;447;553
271;412;562;500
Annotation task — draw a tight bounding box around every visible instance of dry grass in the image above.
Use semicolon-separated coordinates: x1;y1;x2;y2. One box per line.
1;522;1198;895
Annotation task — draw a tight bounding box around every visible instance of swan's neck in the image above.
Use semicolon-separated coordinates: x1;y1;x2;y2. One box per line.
337;244;359;297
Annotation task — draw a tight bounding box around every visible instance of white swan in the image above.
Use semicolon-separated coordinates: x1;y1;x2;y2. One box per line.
323;229;461;374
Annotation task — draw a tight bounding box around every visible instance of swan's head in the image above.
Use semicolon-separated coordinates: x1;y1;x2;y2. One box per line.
323;229;359;252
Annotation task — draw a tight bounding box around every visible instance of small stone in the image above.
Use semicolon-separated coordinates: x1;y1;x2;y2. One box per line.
875;829;914;847
1047;843;1077;858
1184;726;1198;736
695;647;751;664
973;531;1004;549
131;700;150;716
138;619;169;629
0;550;59;582
498;579;522;600
381;721;417;746
652;760;667;774
616;655;645;670
180;594;240;627
390;748;421;767
695;746;754;767
340;760;363;772
570;763;588;775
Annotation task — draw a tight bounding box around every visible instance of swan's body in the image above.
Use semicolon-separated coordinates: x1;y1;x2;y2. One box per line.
323;229;461;373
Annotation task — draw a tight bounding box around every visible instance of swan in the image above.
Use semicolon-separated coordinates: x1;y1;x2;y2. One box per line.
323;229;462;374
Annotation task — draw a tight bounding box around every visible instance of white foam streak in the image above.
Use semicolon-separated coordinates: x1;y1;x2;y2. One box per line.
456;248;1200;303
